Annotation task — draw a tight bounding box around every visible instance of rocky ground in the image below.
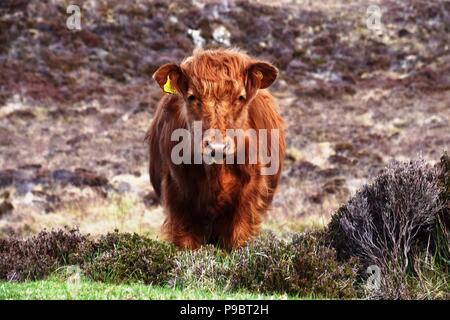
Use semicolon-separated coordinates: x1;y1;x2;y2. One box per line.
0;0;449;237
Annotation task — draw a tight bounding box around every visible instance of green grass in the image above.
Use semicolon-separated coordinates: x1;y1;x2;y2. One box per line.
0;277;307;300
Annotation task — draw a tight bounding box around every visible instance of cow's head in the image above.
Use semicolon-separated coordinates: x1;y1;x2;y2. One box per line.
153;49;278;158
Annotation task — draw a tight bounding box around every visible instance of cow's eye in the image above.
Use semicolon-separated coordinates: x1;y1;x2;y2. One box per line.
188;95;196;102
238;95;246;102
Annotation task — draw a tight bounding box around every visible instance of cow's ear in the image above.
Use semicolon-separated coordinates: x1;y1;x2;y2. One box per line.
246;62;278;90
152;63;188;95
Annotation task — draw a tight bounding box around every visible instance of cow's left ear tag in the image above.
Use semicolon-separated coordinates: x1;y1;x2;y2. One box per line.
163;75;177;94
256;71;263;80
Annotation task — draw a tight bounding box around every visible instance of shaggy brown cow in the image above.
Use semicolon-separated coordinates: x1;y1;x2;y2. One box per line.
146;48;285;249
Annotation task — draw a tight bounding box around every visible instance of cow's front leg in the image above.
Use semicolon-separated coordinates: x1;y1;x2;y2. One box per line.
213;201;263;250
162;216;203;250
212;210;262;250
231;206;262;248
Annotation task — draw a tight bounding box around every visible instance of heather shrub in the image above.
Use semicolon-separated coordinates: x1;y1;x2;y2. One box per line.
419;152;450;270
170;233;294;292
289;232;361;298
171;245;231;290
436;152;450;251
439;152;450;201
171;232;361;298
228;232;295;293
229;231;360;298
328;159;446;298
0;228;87;281
426;152;450;292
82;231;177;285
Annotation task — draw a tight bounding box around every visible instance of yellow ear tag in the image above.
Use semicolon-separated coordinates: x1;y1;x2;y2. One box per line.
163;75;177;94
256;71;263;80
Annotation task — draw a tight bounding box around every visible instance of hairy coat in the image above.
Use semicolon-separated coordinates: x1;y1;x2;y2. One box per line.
146;49;285;249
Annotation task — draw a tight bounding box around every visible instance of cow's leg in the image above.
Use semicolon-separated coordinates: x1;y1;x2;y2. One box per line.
231;207;262;248
161;173;206;249
214;197;265;249
162;216;203;250
212;208;262;250
222;173;276;249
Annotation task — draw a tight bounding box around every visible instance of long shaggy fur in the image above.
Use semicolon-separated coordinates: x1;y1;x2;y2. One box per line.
146;49;285;249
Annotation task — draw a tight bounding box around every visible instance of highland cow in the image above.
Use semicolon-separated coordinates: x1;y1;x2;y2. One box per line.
146;48;285;249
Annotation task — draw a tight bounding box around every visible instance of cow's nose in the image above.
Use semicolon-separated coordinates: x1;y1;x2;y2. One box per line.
205;141;227;157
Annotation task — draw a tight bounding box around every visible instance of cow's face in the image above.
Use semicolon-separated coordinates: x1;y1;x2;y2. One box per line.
153;50;277;157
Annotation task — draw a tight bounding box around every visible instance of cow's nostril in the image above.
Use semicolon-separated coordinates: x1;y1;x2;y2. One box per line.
210;149;216;157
